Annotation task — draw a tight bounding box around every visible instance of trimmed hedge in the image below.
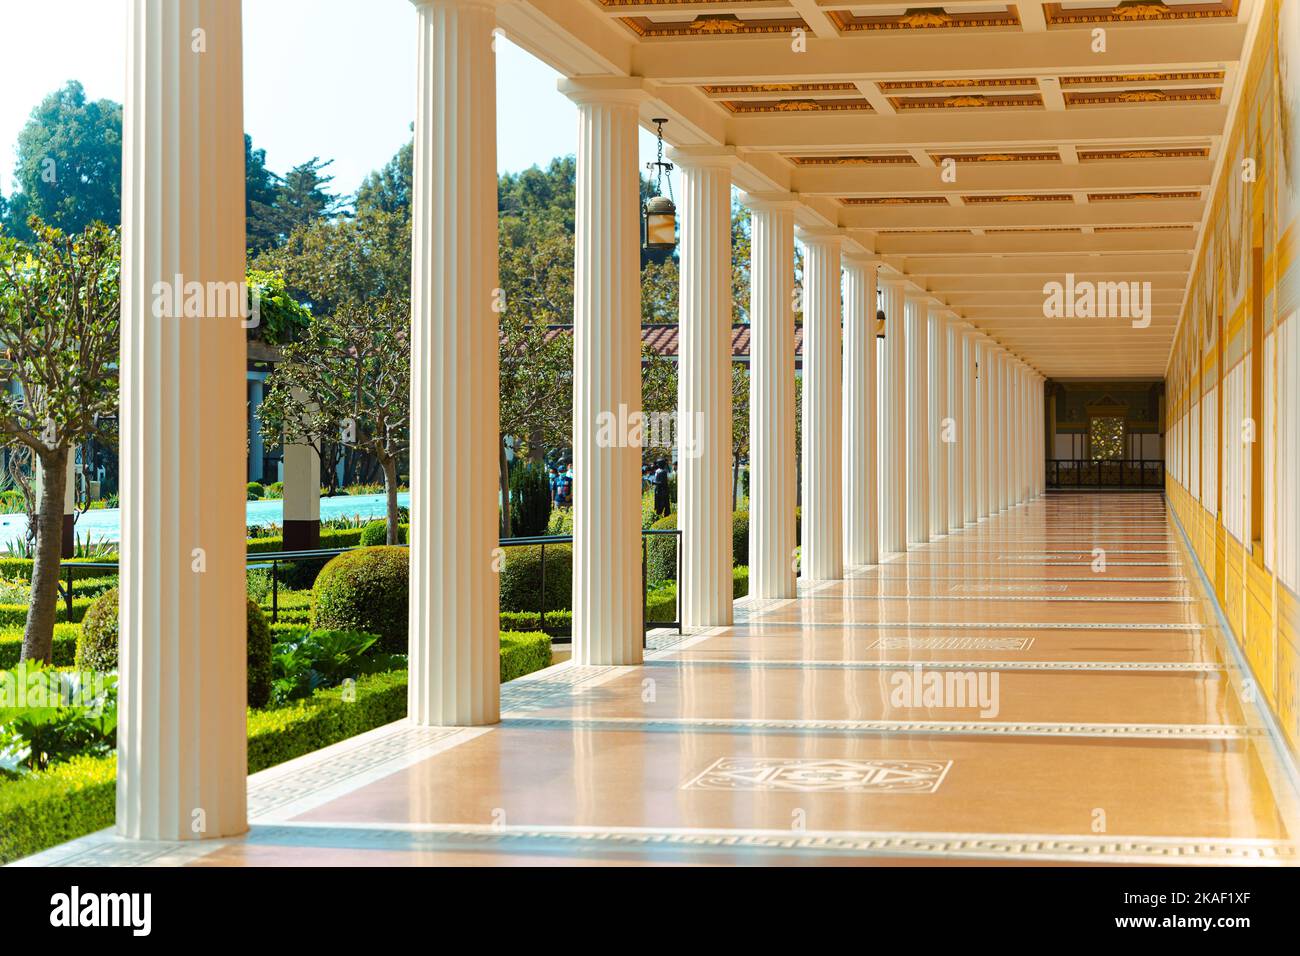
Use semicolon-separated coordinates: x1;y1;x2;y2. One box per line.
0;558;118;584
246;527;365;554
0;597;95;630
0;755;117;866
731;510;748;567
499;543;572;613
246;599;272;709
646;513;678;583
0;668;410;865
0;630;556;864
0;624;80;669
359;520;407;547
76;589;119;671
499;609;572;634
311;546;408;653
500;631;551;682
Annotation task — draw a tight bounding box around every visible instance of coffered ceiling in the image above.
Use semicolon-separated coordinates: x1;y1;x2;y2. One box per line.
497;0;1263;377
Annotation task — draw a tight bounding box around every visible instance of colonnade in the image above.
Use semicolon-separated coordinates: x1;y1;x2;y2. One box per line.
113;0;1045;843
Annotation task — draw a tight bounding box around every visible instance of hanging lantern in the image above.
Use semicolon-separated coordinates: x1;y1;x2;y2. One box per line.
643;118;676;252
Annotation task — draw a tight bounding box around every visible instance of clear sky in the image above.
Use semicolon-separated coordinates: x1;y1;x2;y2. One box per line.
0;0;661;200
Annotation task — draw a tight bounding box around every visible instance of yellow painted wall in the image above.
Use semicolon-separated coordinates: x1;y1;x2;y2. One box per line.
1165;0;1300;755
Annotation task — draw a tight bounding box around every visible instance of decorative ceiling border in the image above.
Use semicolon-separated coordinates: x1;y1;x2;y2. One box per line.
620;13;808;36
788;153;917;166
1064;88;1222;106
721;98;873;113
1078;147;1212;161
1043;1;1240;27
829;7;1022;32
892;93;1044;110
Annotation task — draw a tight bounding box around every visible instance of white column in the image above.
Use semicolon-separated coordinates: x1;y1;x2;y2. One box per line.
744;194;797;600
946;321;962;532
118;0;247;841
843;254;878;567
562;78;644;664
976;337;991;520
409;0;501;725
905;293;929;545
880;278;908;552
798;230;844;581
999;351;1011;511
960;327;977;525
282;388;321;551
927;306;948;537
672;148;736;627
993;350;1006;511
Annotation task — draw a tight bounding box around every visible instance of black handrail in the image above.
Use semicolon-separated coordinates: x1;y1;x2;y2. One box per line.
55;530;685;638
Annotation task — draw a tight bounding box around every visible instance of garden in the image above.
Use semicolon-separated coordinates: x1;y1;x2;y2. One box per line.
0;515;553;863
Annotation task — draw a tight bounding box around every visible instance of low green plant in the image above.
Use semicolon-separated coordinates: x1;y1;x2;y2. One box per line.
247;481;266;500
266;481;285;499
0;578;29;605
269;628;403;705
246;568;272;605
0;665;117;777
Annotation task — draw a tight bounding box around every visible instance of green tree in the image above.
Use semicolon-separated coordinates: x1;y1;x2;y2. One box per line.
356;139;413;217
260;296;410;543
247;157;346;253
244;134;278;252
0;220;120;662
731;363;749;509
1;82;122;240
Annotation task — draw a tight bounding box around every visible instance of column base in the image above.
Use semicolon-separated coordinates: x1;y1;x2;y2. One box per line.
284;519;321;551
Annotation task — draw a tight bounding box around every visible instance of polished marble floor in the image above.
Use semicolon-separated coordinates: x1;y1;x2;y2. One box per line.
20;492;1300;866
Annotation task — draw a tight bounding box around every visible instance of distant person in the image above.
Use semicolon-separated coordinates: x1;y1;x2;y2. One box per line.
653;458;671;517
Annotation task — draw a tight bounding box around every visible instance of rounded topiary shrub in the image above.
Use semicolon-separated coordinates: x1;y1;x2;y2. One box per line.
499;543;572;613
359;519;407;547
77;586;120;671
247;481;266;500
646;512;678;584
246;599;272;708
78;587;276;708
731;510;748;567
312;546;409;653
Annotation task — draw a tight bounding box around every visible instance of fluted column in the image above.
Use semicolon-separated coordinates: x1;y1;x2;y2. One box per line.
743;194;797;599
996;351;1010;511
118;0;247;840
977;337;993;519
843;254;878;567
927;306;948;537
946;321;962;532
672;148;736;627
798;230;844;581
561;78;644;663
905;293;929;545
880;277;908;553
409;0;501;725
960;327;977;525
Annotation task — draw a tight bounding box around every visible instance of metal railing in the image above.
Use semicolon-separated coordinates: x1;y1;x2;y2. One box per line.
56;528;685;642
1046;459;1165;490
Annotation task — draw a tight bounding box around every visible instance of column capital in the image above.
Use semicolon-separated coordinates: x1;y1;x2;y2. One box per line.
841;253;879;275
558;76;647;107
739;189;800;211
795;226;845;248
668;145;741;170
